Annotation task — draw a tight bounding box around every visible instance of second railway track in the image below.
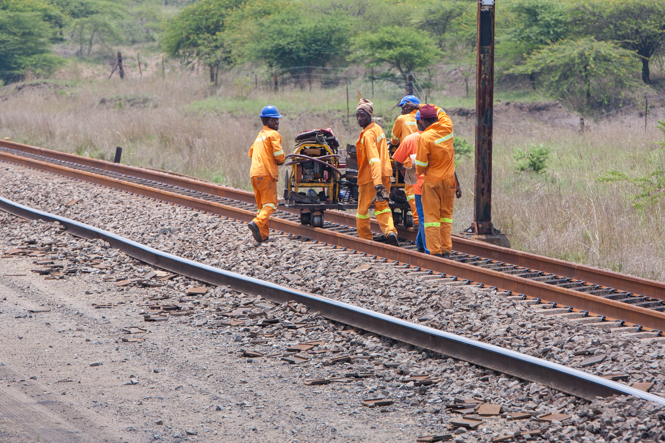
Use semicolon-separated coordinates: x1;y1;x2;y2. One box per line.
1;139;664;333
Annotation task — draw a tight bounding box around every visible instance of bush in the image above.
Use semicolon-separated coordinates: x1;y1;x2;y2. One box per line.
513;144;550;174
453;135;473;165
597;120;665;209
508;38;643;112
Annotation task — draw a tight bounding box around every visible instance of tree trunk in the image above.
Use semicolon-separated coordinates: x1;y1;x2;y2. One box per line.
642;57;650;84
87;28;96;56
584;66;590;108
209;65;215;83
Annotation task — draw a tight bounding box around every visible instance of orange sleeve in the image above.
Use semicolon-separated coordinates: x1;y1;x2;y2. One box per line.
415;134;429;176
271;132;285;165
390;117;404;146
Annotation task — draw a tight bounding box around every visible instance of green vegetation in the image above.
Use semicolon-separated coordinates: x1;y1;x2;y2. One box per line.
598;120;665;209
513;144;551;174
576;0;665;84
509;38;643;112
453;135;473;165
351;27;441;82
1;0;664;113
0;0;65;83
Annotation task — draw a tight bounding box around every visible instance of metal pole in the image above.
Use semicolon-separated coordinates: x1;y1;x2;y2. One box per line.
114;147;122;164
645;96;648;132
346;83;350;125
472;0;495;236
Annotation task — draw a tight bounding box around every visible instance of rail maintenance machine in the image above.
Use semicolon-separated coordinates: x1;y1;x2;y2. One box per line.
282;129;357;227
282;128;415;229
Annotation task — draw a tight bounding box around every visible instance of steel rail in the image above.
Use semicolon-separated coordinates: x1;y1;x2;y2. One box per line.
2;148;665;331
1;195;663;404
2;139;664;300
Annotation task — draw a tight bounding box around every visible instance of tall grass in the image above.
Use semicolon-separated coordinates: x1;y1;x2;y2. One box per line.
0;73;663;281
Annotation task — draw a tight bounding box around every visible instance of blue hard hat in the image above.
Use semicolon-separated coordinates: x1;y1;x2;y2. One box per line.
398;95;420;107
259;105;283;118
415;111;421;121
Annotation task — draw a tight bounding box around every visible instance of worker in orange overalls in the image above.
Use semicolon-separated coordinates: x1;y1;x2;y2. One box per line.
355;98;399;246
415;104;457;257
390;95;421;226
247;105;285;243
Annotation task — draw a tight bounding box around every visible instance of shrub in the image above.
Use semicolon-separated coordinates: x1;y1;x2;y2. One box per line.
597;120;665;209
513;144;550;174
453;135;473;165
508;38;643;112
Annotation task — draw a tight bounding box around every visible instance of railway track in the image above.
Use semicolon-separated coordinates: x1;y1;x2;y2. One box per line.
1;139;664;335
2;194;664;407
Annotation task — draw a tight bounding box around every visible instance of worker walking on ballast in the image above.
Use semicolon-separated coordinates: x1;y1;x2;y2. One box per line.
415;104;457;257
247;105;285;243
355;98;399;246
390;95;421;226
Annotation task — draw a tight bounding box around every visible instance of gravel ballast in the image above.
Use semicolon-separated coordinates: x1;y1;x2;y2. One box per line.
1;163;664;442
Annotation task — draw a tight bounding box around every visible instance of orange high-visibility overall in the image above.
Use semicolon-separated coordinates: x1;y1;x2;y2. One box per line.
355;122;396;240
248;126;285;240
415;111;455;255
391;110;420;225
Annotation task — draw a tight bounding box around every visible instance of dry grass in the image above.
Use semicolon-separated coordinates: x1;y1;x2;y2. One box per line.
0;72;664;282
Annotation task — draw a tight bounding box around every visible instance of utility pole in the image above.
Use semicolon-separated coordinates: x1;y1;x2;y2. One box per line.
466;0;510;247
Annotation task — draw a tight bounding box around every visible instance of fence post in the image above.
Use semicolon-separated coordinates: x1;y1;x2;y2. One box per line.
117;51;124;80
136;54;142;78
645;95;648;132
274;72;278;92
346;83;350;126
114;147;123;164
162;58;165;79
371;67;374;97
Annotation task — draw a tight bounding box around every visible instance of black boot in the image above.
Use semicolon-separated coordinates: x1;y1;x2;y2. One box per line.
248;221;264;243
386;232;399;246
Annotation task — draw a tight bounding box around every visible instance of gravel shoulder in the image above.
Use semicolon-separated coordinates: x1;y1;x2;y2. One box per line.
1;163;665;442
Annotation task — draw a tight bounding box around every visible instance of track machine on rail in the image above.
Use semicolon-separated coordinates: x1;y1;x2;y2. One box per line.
283;129;357;227
386;142;415;228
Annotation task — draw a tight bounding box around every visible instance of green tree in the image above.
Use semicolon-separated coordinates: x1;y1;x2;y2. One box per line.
412;0;469;49
0;1;63;83
245;8;351;85
162;0;248;83
51;0;127;57
498;0;572;80
351;27;441;81
509;38;642;111
575;0;665;84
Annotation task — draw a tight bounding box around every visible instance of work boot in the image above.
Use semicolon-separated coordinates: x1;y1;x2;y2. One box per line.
416;247;426;253
386;232;399;247
248;221;264;243
434;252;450;258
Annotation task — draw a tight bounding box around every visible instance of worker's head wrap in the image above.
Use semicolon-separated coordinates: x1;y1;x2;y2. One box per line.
419;104;437;120
356;98;374;117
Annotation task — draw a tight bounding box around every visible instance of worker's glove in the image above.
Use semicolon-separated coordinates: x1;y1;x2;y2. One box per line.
374;184;389;202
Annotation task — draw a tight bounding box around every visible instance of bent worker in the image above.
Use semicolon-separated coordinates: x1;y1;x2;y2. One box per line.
415;104;456;257
390;95;421;226
247;105;285;243
355;98;399;246
392;110;427;253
